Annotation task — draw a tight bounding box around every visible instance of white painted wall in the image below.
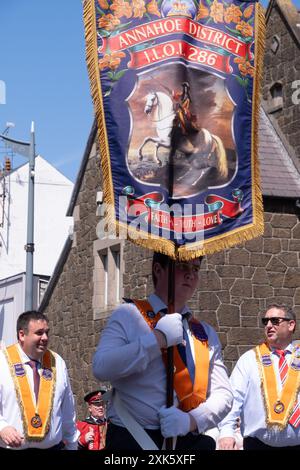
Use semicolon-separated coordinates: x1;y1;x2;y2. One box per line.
0;155;73;279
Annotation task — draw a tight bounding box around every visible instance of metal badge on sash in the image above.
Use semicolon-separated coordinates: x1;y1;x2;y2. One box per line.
147;310;156;319
31;413;42;428
274;400;285;414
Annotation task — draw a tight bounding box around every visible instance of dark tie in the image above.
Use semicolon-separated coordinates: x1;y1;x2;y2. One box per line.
177;318;195;383
27;360;40;402
159;309;195;381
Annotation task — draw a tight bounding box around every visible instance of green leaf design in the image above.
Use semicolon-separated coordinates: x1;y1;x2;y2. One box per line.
110;21;133;37
206;0;213;5
225;25;240;35
214;47;231;56
107;71;115;80
98;29;111;38
129;41;154;52
96;6;106;15
236;76;247;87
113;69;127;81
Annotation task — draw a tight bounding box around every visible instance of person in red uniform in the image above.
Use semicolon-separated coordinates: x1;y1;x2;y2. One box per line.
77;388;108;450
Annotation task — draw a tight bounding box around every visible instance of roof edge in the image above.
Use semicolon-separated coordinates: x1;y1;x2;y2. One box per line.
38;235;73;313
265;0;300;47
66;120;97;216
261;100;300;176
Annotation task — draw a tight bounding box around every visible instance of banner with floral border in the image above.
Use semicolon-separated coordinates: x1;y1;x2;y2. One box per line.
83;0;265;260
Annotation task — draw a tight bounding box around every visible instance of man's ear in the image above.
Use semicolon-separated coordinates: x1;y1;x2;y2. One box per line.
18;329;25;343
153;262;163;280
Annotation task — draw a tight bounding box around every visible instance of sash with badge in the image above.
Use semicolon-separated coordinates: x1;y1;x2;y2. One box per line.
255;342;300;429
132;299;209;412
4;344;56;441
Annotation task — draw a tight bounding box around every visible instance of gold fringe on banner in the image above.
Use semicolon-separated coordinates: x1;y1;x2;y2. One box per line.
83;0;265;261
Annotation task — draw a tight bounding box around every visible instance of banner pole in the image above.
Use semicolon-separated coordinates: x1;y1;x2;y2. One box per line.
166;256;175;450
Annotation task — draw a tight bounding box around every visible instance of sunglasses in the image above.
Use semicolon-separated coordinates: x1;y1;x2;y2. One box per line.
261;317;291;326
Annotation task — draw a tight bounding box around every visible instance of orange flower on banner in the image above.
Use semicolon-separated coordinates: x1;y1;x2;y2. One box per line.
196;0;209;20
98;13;121;30
132;0;146;18
147;0;161;17
99;51;126;71
98;0;109;9
111;0;133;18
210;0;224;23
234;57;255;77
224;5;242;23
236;20;253;37
243;4;254;19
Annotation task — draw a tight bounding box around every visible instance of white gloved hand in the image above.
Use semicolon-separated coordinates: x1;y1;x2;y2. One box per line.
154;313;183;347
159;405;191;438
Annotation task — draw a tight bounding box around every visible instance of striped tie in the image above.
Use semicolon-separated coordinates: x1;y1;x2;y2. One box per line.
276;349;288;385
276;349;300;428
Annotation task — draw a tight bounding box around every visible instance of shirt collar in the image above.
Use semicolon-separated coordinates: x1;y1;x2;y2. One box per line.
148;293;192;318
17;343;41;365
270;343;293;354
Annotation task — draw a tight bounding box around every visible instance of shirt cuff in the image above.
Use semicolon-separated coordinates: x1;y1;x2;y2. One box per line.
0;420;9;433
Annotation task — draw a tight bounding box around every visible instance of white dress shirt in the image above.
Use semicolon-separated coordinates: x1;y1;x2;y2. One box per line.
93;294;233;434
219;342;300;447
0;344;79;450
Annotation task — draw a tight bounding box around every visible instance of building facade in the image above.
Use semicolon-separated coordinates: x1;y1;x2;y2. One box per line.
41;0;300;419
0;155;73;346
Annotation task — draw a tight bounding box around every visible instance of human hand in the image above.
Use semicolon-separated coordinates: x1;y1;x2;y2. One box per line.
159;405;191;438
85;426;95;443
218;437;237;450
154;313;183;348
0;426;24;448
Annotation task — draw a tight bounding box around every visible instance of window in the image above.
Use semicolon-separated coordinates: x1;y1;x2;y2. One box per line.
268;82;283;113
270;35;280;54
38;279;49;305
93;239;124;319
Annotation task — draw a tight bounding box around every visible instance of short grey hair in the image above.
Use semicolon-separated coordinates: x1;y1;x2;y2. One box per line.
266;303;296;322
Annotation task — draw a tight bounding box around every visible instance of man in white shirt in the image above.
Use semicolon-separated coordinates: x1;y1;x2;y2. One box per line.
0;311;78;450
219;304;300;450
93;252;233;450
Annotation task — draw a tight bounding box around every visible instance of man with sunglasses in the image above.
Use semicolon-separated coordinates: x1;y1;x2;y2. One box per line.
93;252;232;450
219;303;300;450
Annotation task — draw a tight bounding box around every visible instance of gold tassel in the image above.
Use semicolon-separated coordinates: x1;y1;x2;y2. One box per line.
83;1;266;261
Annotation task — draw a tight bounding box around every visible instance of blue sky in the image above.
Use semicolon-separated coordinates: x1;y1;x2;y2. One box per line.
0;0;299;182
0;0;93;182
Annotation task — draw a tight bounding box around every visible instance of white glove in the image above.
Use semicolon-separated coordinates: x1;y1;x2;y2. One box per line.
155;313;183;347
159;405;191;438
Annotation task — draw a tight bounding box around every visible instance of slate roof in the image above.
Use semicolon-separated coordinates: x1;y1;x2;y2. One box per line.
266;0;300;46
258;107;300;198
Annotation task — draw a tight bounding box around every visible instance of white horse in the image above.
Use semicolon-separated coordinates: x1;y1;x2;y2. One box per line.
138;91;228;181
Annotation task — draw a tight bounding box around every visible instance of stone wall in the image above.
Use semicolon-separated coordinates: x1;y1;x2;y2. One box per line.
43;147;108;419
124;204;300;374
263;4;300;163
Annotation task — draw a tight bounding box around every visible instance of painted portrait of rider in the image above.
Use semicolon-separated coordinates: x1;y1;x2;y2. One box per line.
172;82;198;135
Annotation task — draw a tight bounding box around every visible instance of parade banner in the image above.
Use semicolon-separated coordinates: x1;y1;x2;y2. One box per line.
83;0;265;259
